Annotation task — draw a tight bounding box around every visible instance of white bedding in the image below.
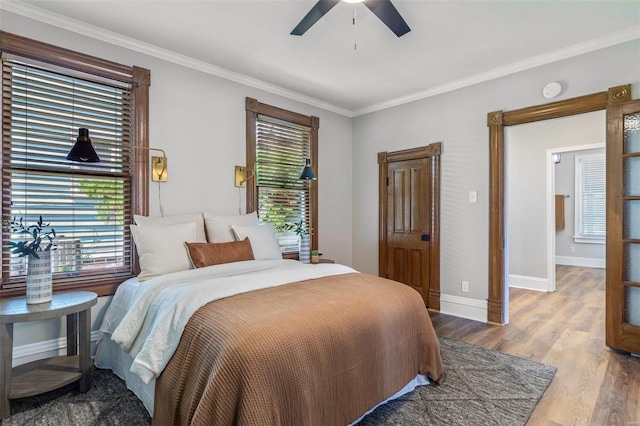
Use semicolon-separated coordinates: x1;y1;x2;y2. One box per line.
100;259;355;384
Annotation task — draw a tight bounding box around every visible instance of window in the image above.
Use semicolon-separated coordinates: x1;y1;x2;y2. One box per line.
574;150;606;243
0;32;149;297
245;98;318;254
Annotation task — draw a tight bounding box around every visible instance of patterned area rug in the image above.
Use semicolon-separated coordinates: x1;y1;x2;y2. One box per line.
6;337;555;425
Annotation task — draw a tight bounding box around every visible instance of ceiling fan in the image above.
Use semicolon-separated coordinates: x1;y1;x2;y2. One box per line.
291;0;411;38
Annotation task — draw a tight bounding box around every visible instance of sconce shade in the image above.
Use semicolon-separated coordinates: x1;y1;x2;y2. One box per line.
299;158;317;180
66;128;100;163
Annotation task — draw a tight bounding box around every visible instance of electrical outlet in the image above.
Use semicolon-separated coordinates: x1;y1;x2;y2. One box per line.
569;246;575;253
461;281;469;293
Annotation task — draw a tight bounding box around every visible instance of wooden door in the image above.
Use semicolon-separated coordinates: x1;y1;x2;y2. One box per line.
606;99;640;354
378;144;441;309
387;158;430;302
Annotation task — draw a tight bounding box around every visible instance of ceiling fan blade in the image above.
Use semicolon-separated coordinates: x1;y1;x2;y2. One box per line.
364;0;411;37
291;0;341;36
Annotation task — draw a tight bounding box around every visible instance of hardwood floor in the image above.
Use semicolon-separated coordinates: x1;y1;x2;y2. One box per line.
429;265;640;425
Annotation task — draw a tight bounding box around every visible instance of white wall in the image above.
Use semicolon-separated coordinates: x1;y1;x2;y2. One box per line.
1;12;353;354
352;40;640;319
506;112;605;281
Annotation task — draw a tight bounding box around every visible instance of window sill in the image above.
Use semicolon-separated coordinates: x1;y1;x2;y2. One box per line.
573;236;605;245
1;273;133;299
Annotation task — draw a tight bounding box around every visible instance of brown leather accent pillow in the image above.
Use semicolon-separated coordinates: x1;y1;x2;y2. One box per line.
185;238;255;268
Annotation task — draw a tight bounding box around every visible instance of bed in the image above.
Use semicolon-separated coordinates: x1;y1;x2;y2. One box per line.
94;214;444;425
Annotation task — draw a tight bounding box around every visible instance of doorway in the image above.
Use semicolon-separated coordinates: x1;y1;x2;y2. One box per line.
488;85;640;356
378;143;442;309
486;85;631;325
505;112;605;303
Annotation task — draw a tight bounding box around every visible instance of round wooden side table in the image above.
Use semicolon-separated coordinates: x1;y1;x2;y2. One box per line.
0;291;97;419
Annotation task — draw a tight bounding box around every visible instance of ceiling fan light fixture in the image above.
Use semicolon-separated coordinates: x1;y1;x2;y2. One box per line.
291;0;410;37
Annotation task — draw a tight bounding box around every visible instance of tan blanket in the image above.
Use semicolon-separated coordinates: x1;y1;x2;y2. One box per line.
153;273;443;425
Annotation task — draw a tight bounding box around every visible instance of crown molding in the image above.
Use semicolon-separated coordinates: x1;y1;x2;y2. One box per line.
352;25;640;117
0;1;354;118
3;1;638;119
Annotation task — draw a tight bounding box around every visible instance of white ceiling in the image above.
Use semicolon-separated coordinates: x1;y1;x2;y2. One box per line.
5;0;640;116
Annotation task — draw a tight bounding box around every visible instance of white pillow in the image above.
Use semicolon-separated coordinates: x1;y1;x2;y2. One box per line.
231;223;282;260
204;211;258;243
133;213;207;242
130;223;197;281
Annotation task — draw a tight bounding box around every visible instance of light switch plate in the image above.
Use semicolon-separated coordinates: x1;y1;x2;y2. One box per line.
469;191;477;203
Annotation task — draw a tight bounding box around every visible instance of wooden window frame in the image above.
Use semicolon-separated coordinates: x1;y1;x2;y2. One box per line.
245;97;319;253
0;31;150;298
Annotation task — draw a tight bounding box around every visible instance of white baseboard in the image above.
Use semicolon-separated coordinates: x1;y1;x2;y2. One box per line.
508;274;550;292
12;330;101;368
440;294;487;323
555;256;605;269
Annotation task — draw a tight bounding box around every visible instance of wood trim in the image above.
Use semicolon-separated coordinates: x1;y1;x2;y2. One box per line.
378;143;442;309
378;152;389;278
131;66;151;275
0;275;129;299
0;33;149;298
0;31;134;84
245;97;319;250
487;111;505;324
605;99;640;353
605;100;625;349
310;124;319;251
503;92;608;126
245;107;257;214
487;84;632;324
245;97;316;128
499;85;629;127
428;143;442;310
132;65;151;87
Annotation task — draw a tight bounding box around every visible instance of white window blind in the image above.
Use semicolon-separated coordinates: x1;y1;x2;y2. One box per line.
255;115;311;253
575;151;606;242
1;58;133;287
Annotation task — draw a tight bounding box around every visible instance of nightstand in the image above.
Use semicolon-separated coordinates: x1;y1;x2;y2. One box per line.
0;291;97;419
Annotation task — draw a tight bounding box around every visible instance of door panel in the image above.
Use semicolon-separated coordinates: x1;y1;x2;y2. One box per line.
378;144;442;310
606;100;640;354
386;158;431;304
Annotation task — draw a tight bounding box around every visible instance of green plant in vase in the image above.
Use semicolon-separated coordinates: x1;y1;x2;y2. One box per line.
311;250;323;264
3;215;56;304
292;220;311;263
4;215;56;259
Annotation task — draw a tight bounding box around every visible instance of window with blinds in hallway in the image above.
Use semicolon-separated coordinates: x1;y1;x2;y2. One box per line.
574;150;606;243
1;58;133;290
246;98;318;255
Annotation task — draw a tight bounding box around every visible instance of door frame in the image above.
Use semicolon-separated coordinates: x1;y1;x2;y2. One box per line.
487;85;632;324
378;143;442;310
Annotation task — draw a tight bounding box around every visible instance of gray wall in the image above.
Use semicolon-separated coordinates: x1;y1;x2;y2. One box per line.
2;11;353;352
352;40;640;309
3;10;640;352
506;112;605;280
554;149;606;264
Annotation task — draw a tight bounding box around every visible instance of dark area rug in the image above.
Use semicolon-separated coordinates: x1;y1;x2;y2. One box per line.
6;337;556;425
